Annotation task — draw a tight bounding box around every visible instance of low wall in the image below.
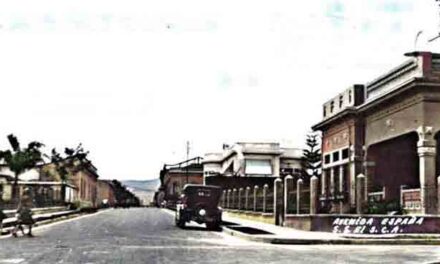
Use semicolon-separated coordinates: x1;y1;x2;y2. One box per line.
206;176;275;190
284;215;313;231
225;210;275;225
284;214;440;235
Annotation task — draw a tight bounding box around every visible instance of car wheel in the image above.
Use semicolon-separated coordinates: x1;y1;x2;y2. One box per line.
206;221;220;231
175;212;185;228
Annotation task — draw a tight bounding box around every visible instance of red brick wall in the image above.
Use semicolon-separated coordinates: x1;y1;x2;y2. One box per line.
322;119;356;154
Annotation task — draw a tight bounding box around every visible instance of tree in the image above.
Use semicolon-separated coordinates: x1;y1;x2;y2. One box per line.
302;133;322;181
0;134;44;201
47;144;89;203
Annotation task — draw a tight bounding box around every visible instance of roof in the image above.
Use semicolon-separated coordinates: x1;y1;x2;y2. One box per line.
312;51;440;131
203;142;302;164
183;184;221;190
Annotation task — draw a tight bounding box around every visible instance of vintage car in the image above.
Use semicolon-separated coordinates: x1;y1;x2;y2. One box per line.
175;184;222;230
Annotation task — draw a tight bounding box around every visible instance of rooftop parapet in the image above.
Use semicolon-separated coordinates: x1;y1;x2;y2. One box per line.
365;51;440;102
321;84;364;120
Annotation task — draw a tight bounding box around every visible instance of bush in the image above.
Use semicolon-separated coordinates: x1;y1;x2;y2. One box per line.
67;201;81;210
366;199;405;215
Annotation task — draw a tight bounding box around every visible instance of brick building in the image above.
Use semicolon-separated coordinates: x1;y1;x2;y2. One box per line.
158;157;203;203
40;158;99;208
97;180;116;207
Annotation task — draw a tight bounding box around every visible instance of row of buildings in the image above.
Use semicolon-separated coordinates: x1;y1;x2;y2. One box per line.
157;142;303;206
158;51;440;216
0;156;139;209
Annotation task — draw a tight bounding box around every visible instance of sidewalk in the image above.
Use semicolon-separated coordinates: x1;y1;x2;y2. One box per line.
222;212;440;245
1;207;81;236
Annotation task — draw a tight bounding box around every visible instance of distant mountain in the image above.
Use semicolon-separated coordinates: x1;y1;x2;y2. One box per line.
121;179;160;206
122;179;160;192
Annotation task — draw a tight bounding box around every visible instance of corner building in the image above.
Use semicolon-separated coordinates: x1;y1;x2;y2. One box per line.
313;51;440;215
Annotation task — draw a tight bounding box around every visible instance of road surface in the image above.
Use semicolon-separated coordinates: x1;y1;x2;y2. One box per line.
0;208;439;264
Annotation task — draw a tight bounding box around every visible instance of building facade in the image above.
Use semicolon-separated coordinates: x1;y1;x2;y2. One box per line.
313;51;440;214
40;158;99;208
159;157;204;203
97;180;116;207
203;142;303;189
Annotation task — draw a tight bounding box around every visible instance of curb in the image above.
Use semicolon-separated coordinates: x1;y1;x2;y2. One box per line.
1;209;86;236
222;226;440;245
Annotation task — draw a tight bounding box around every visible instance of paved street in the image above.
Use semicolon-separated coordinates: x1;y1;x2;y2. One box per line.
0;208;439;264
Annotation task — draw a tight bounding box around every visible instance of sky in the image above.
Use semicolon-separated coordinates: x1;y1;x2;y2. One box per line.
0;0;438;180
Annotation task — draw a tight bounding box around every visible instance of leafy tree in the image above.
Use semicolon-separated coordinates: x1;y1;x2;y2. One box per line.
47;144;89;203
0;134;44;201
302;133;322;180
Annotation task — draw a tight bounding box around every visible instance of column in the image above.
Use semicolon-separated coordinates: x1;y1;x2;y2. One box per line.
245;187;250;211
284;175;294;216
437;176;440;215
263;184;268;213
310;176;318;214
349;145;362;207
321;169;327;196
253;185;259;212
339;165;345;213
349;161;357;206
356;174;365;214
330;167;335;197
232;189;237;209
274;178;283;226
273;158;280;177
417;126;437;214
238;188;243;210
296;178;303;214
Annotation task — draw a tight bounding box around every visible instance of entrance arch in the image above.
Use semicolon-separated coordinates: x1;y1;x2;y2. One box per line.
366;132;419;202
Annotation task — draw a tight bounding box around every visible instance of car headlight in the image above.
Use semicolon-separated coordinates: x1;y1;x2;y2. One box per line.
199;209;206;216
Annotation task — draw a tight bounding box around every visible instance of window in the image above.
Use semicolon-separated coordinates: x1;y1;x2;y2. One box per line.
245;160;272;175
339;95;343;108
324;155;331;164
323;106;327;117
342;148;349;159
348;90;352;103
332;151;340;162
330;101;334;113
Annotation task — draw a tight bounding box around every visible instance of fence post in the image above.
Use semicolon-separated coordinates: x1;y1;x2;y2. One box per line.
356;174;366;214
263;184;268;213
232;188;237;209
310;176;318;215
222;190;226;208
296;178;303;215
438;176;440;215
284;175;294;217
253;185;259;212
400;185;405;209
274;178;283;226
238;188;243;210
245;186;250;211
227;189;231;208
